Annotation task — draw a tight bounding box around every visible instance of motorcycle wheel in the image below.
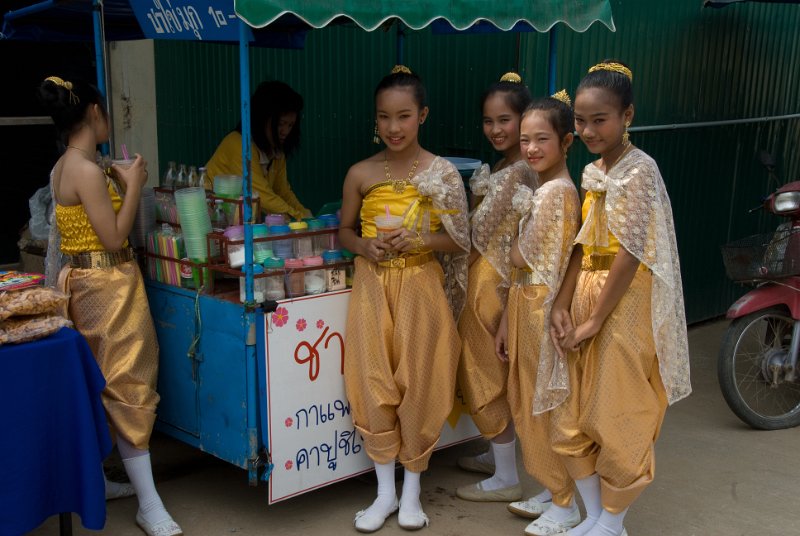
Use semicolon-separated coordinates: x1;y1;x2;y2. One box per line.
718;306;800;430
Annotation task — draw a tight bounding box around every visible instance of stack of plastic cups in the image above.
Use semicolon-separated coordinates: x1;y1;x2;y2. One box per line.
263;258;286;301
130;187;156;249
308;219;326;255
253;224;272;264
284;258;305;298
174;186;212;289
213;174;242;224
270;224;293;259
319;214;341;251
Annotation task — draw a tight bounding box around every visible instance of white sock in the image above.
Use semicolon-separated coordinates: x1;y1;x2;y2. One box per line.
360;461;397;517
541;499;578;523
104;471;135;500
567;473;602;536
399;469;423;516
587;508;628;536
478;439;519;490
533;488;553;503
474;449;495;465
122;453;171;525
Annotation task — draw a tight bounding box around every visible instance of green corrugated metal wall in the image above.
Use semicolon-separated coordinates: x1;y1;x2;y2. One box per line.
154;0;800;323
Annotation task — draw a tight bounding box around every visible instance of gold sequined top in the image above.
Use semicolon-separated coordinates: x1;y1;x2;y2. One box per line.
580;190;621;256
360;181;442;239
56;179;127;255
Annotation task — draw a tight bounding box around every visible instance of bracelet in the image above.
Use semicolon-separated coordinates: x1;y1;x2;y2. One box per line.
409;232;426;250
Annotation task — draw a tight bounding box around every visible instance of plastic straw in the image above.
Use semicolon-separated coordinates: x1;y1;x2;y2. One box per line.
121;143;129;160
385;205;390;218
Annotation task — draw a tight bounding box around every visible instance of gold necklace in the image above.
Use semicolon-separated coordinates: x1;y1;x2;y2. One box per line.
67;145;93;159
384;149;420;193
605;142;632;173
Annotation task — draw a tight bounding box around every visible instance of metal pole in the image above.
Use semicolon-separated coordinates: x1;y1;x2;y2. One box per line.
92;0;111;155
239;19;259;486
628;113;800;133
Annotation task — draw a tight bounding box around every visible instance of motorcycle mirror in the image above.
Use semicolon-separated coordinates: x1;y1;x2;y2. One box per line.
758;150;776;170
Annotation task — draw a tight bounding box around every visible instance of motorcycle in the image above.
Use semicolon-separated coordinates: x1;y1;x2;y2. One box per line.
718;153;800;430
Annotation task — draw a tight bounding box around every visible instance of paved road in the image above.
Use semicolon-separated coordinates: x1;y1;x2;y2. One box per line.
31;320;800;535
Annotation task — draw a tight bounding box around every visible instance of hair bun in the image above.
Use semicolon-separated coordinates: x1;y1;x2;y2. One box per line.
391;65;413;75
500;72;522;84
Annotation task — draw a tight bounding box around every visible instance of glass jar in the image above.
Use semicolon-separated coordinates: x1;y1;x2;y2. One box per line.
341;249;355;288
308;219;327;256
322;250;346;291
303;256;326;295
289;221;313;259
284;258;305;298
269;224;293;259
252;224;272;264
263;257;286;301
240;265;266;303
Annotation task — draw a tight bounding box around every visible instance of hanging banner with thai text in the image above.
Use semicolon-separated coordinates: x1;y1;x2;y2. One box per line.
265;290;478;503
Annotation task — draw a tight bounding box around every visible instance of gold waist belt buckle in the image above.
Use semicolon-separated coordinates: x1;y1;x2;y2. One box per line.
70;247;134;269
377;250;435;269
581;254;650;272
511;266;537;286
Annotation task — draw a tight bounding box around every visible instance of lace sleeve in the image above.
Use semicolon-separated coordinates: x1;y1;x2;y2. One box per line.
469;164;491;196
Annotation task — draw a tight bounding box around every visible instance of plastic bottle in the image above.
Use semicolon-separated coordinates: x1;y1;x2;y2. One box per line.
163;161;177;189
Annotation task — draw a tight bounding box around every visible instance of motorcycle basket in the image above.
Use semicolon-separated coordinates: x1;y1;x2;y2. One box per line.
721;226;800;281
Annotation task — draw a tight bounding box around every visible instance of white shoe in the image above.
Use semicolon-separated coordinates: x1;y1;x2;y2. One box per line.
397;507;429;530
524;508;581;536
508;496;553;518
354;499;399;533
135;511;183;536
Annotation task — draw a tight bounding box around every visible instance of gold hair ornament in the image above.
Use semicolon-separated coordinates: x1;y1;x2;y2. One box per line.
500;72;522;84
551;89;572;107
588;62;633;82
391;65;413;75
45;76;80;105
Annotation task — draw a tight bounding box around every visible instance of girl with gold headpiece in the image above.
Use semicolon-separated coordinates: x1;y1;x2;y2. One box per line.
548;60;691;536
339;66;470;532
494;92;583;536
37;77;181;536
454;72;534;503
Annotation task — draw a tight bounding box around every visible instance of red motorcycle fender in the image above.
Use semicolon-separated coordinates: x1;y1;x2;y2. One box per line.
726;277;800;319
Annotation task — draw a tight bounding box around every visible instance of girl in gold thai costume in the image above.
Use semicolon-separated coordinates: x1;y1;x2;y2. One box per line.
339;66;470;532
38;77;181;536
495;93;583;536
549;62;691;536
455;73;534;504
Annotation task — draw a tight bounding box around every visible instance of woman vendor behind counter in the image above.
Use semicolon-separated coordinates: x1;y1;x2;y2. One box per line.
205;80;311;221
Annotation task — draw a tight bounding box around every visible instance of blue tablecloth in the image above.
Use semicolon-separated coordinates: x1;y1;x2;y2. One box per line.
0;327;112;536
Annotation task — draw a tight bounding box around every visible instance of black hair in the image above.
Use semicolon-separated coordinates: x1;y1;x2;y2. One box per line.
522;96;575;145
480;78;532;116
374;68;427;109
237;80;303;158
36;76;105;144
575;59;633;110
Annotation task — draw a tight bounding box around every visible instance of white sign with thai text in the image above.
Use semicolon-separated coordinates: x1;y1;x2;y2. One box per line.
265;290;478;503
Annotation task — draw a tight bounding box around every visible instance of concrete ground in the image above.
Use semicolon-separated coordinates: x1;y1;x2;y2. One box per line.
31;319;800;535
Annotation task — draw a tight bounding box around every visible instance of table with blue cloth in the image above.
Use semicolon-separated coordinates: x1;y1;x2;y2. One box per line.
0;327;112;536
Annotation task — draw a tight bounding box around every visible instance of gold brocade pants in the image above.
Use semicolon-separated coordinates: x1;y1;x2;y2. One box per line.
59;261;160;450
456;256;512;439
551;270;668;513
344;256;460;473
506;284;574;508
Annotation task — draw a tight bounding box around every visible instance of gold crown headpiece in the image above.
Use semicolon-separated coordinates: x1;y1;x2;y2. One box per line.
551;89;572;106
588;62;632;81
500;72;522;84
45;76;80;105
391;65;413;75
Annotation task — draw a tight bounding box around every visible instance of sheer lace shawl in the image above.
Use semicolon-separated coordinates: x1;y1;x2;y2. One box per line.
470;160;537;300
515;179;581;414
409;157;470;320
578;148;691;405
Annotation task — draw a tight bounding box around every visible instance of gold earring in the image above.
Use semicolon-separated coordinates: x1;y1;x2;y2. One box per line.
373;120;381;145
622;121;631;145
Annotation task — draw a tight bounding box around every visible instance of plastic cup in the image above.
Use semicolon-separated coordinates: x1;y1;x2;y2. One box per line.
112;158;135;169
374;215;404;259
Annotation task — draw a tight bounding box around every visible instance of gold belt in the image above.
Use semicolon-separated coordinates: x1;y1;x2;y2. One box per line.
511;266;538;286
377;251;435;269
70;247;134;269
581;254;650;272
